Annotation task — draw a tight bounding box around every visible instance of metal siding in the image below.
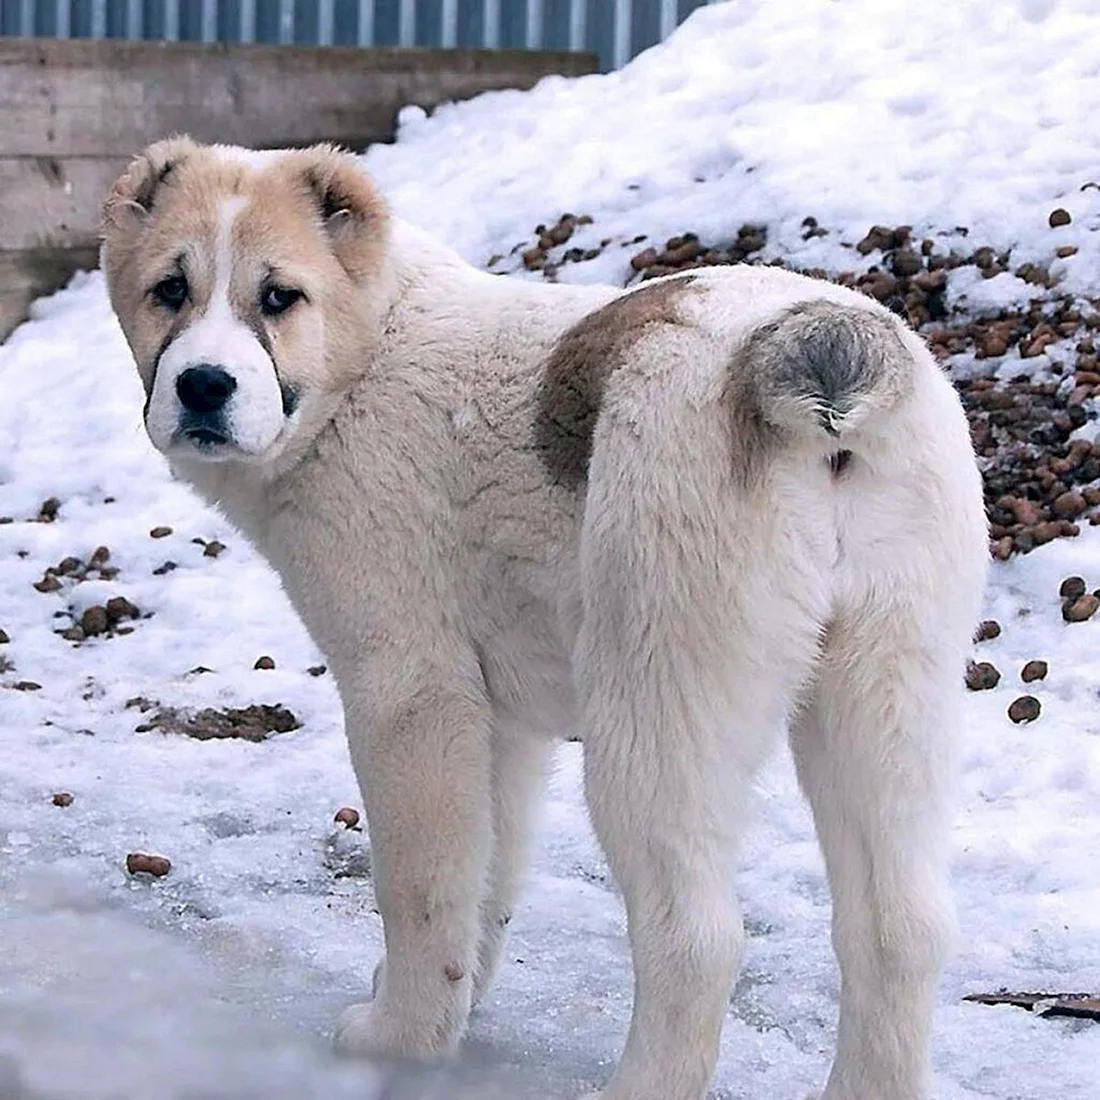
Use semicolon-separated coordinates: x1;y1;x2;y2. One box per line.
1;0;697;68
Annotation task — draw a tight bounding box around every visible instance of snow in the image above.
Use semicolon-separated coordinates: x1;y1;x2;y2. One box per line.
2;1;1099;1097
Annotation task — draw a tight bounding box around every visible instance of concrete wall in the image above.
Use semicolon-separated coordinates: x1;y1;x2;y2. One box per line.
0;37;596;338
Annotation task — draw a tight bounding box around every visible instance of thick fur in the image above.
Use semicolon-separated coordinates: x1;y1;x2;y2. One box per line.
101;140;989;1100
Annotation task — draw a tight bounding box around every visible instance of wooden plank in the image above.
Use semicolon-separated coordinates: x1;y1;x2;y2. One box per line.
0;38;597;158
0;246;100;339
0;156;128;252
964;990;1100;1022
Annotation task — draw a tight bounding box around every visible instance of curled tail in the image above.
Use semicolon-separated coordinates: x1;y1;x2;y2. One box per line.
743;300;913;442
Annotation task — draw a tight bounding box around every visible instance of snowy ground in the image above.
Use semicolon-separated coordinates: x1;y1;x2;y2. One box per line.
2;1;1100;1098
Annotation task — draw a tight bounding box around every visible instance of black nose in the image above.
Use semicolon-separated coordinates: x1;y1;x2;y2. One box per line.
176;365;237;414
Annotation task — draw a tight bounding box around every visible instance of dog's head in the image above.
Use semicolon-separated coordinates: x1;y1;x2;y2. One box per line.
101;138;392;466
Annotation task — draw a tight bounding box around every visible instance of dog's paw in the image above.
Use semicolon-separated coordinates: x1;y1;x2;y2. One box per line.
334;1001;389;1059
333;998;464;1062
334;1000;435;1059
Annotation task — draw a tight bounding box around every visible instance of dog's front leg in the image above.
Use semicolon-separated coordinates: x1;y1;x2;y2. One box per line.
335;667;493;1061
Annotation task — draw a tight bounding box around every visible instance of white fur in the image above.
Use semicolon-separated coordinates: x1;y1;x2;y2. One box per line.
147;198;286;459
113;176;989;1100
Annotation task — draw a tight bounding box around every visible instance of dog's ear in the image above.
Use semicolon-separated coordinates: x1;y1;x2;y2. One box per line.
298;146;390;279
102;136;198;234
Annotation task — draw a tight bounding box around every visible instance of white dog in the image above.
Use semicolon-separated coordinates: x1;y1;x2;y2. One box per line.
101;138;988;1100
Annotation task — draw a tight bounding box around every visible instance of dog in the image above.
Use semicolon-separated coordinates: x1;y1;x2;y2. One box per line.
100;138;988;1100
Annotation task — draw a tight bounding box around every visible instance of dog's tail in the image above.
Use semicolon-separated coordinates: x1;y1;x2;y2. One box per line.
742;300;913;444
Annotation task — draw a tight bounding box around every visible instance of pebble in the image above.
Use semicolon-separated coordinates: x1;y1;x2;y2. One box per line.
1060;576;1087;600
126;852;171;877
1021;660;1048;683
966;661;1001;691
1062;594;1099;622
105;596;139;623
81;606;110;637
1052;490;1086;520
1007;695;1041;724
892;248;923;277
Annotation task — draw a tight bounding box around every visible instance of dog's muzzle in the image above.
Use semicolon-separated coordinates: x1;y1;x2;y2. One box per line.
174;364;236;449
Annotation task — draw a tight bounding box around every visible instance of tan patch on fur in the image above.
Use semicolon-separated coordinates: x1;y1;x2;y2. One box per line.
535;275;698;489
101;139;391;409
271;146;390;283
226;148;391;393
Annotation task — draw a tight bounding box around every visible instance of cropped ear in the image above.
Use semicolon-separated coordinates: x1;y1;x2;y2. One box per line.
297;145;390;279
102;135;198;234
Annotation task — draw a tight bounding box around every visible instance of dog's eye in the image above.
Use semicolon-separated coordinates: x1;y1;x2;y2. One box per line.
152;275;188;310
260;286;303;317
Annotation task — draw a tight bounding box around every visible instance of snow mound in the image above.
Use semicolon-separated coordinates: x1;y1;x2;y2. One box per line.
365;0;1100;292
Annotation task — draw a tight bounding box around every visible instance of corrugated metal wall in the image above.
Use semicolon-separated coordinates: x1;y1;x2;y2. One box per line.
0;0;716;70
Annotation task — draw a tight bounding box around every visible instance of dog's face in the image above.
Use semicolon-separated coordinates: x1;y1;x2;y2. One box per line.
101;138;392;466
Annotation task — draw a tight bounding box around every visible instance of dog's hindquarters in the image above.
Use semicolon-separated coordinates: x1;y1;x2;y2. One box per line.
574;316;839;1100
784;330;987;1100
574;292;986;1100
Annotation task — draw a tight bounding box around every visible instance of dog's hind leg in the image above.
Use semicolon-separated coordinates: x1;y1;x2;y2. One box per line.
790;534;982;1100
578;654;764;1100
573;442;823;1099
473;729;554;1006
